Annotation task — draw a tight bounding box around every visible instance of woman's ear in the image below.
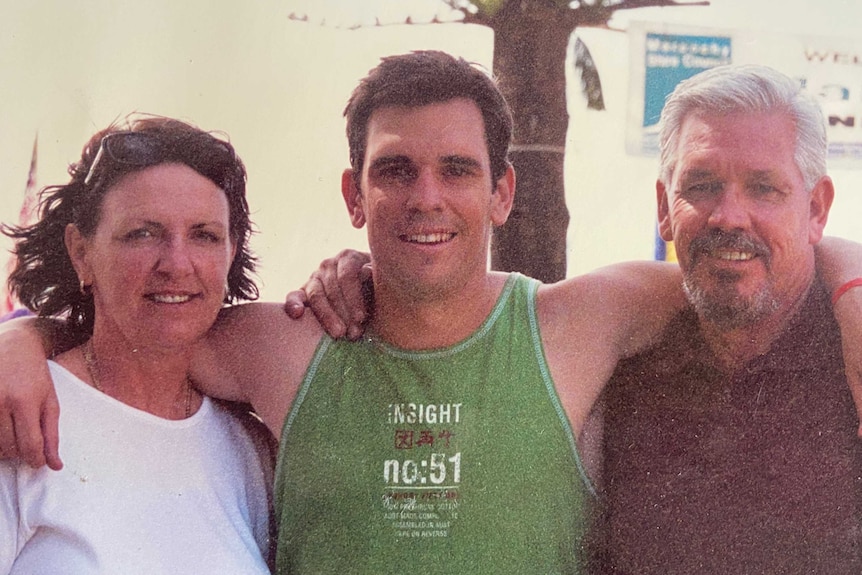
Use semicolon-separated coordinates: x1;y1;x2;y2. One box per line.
64;223;93;287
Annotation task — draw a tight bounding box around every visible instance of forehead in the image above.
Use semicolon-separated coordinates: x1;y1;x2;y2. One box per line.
674;111;800;177
99;163;229;224
363;98;489;167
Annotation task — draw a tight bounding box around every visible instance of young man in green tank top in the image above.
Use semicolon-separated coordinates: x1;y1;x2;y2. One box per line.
200;52;689;573
2;52;862;574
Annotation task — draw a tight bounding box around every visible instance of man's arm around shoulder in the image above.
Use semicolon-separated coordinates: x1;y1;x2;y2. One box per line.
0;316;63;469
536;261;684;436
193;302;325;437
817;236;862;436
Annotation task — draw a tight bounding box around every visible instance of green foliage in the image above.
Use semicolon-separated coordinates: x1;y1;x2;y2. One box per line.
469;0;505;17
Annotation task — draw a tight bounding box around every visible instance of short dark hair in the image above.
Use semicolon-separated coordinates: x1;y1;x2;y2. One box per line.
344;50;513;185
3;114;258;337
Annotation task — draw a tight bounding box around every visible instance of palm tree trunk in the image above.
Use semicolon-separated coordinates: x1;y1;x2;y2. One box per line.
488;1;573;283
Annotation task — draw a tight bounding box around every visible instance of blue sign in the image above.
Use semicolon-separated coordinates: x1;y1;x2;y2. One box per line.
643;33;733;129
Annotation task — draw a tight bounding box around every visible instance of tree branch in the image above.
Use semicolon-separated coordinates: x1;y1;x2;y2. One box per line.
288;0;708;31
287;2;473;30
569;0;707;28
439;1;489;25
602;0;710;11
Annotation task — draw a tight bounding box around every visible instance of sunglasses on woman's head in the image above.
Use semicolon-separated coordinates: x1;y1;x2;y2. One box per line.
84;131;233;187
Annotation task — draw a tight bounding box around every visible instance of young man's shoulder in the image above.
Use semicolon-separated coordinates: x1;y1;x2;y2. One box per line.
205;302;326;436
215;302;325;343
536;261;680;327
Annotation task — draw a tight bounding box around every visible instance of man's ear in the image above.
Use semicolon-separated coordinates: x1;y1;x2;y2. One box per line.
808;175;834;244
656;179;674;242
64;223;93;287
341;169;366;229
490;165;516;227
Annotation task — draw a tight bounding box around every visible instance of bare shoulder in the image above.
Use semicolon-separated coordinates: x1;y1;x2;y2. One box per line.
201;302;325;434
533;261;683;436
534;273;623;436
213;302;323;344
536;261;682;345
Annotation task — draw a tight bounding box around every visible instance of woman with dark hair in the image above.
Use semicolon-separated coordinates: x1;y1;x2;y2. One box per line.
0;115;273;574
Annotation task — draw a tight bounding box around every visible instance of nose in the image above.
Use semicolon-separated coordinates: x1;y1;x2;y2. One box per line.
706;184;751;231
155;237;194;275
405;169;444;212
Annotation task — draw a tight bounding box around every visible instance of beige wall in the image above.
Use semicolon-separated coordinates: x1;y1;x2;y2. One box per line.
1;0;859;304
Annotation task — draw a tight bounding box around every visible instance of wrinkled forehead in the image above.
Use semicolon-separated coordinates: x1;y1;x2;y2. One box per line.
674;111;798;166
98;163;231;226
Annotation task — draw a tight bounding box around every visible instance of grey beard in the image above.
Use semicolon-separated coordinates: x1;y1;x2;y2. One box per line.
682;274;779;331
682;229;778;330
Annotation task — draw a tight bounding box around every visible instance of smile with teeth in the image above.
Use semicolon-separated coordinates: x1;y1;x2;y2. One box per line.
402;232;455;244
713;249;755;262
148;294;194;304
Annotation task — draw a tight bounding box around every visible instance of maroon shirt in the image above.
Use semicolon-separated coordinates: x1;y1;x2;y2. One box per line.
593;281;862;574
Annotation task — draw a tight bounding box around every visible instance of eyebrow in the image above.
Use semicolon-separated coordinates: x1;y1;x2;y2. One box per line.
678;168;715;182
368;154;483;173
368;155;413;172
747;170;781;181
679;168;785;183
121;219;227;231
440;155;482;170
190;221;229;231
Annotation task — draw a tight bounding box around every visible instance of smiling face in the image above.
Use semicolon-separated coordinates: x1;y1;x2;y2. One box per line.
342;98;514;303
657;111;833;330
67;162;236;351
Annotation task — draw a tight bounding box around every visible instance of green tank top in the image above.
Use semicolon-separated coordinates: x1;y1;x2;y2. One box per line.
274;273;594;574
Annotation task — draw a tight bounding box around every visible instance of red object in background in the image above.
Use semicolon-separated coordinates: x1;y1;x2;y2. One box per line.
1;135;39;315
